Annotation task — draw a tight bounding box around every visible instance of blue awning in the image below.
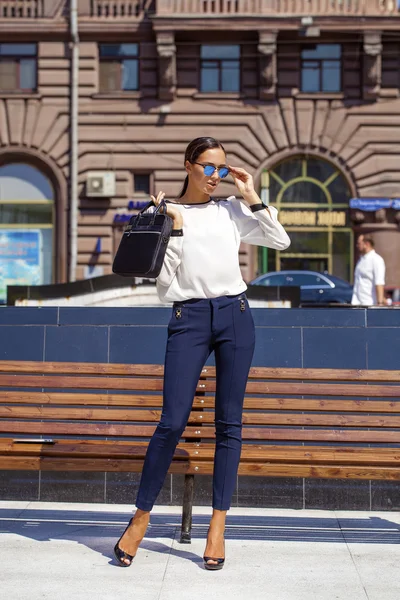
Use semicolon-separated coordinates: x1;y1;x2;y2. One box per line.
349;198;393;211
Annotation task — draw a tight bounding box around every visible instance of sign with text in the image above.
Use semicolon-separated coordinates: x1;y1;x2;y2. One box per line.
0;229;43;303
279;210;347;227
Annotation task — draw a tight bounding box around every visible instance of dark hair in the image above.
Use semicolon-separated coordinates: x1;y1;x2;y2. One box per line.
178;137;226;198
361;234;375;248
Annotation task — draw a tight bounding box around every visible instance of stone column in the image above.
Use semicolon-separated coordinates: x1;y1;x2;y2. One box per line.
156;32;177;102
363;31;382;99
258;31;277;100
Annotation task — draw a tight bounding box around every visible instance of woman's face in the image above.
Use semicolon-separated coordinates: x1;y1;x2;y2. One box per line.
186;147;228;196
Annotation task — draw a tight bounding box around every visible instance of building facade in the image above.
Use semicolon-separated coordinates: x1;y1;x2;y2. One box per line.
1;0;400;298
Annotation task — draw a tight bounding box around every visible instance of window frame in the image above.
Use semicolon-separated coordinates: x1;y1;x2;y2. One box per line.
132;172;153;197
98;43;140;93
300;44;342;94
0;43;38;93
200;44;241;94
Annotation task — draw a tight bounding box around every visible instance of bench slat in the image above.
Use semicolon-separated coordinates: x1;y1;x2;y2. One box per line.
1;406;399;428
2;421;400;442
0;455;190;473
1;440;399;465
0;454;398;480
1;361;400;382
1;391;400;414
2;373;400;397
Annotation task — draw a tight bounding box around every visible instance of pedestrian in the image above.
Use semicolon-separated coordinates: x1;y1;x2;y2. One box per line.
113;136;290;570
351;234;386;306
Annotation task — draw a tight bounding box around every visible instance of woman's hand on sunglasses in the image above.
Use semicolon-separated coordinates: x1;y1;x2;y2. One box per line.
229;166;256;198
151;191;183;229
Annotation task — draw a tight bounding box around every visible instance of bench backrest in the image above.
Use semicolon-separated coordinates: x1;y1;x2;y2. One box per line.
0;361;400;447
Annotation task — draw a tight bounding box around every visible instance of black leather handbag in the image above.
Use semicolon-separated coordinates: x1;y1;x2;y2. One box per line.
112;200;173;278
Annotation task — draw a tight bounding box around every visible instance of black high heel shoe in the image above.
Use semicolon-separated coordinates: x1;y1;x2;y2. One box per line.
114;517;135;567
203;530;225;571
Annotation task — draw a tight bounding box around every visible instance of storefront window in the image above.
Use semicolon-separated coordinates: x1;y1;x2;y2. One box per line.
0;163;54;303
259;156;353;281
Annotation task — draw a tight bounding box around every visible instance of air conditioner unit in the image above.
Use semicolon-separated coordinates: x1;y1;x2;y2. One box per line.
86;171;116;197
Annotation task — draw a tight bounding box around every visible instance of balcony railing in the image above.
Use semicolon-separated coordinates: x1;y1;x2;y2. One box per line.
0;0;398;19
90;0;155;17
0;0;44;17
156;0;400;15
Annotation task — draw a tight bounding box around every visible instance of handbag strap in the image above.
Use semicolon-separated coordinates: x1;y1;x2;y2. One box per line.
134;199;167;227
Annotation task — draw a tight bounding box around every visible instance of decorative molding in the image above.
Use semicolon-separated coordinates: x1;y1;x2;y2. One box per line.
258;31;277;101
156;32;176;101
363;31;382;99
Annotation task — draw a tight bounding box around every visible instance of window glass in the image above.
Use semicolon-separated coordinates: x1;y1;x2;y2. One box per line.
122;59;138;90
221;61;240;92
134;174;150;194
301;64;319;93
201;45;240;60
0;61;17;90
302;44;341;60
100;44;138;57
328;169;352;204
322;63;341;92
286;273;329;286
201;63;219;92
274;158;303;182
288;231;329;254
0;163;54;298
201;45;240;92
257;274;286;286
0;44;36;56
20;59;37;90
281;180;327;204
0;203;52;224
301;44;341;93
99;62;121;93
271;157;351;206
306;158;335;182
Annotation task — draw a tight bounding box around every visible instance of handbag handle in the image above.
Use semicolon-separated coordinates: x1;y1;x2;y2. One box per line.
134;199;167;227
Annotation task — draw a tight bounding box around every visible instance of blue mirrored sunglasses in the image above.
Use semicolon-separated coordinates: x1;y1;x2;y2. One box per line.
193;162;230;179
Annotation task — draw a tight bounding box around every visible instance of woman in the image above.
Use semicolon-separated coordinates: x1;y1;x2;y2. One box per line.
114;137;290;570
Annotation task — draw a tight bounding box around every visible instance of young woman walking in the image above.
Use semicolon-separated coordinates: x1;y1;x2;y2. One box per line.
114;137;290;570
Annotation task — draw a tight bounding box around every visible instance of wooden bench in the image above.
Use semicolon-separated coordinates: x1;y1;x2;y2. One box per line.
0;361;399;543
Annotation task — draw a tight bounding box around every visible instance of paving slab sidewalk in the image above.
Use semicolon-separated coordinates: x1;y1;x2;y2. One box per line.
0;501;399;600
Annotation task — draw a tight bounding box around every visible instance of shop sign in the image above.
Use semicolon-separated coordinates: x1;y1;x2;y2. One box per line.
279;210;347;227
0;229;42;303
113;200;150;224
350;198;392;212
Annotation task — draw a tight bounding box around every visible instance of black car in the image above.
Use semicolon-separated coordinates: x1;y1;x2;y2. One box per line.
250;270;353;305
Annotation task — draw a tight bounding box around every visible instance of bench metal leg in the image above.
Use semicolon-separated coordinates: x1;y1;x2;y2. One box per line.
180;474;194;544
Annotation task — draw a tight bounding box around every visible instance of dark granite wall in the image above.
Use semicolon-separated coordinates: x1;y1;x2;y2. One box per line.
0;307;399;510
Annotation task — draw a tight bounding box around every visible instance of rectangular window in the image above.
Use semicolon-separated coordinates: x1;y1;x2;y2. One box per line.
0;43;37;92
200;45;240;93
99;44;139;92
134;173;151;195
301;44;341;93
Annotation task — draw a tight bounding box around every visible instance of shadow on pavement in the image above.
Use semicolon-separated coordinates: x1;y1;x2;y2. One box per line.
0;508;399;568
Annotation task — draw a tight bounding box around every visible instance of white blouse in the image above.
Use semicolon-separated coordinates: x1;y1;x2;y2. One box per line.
156;196;291;303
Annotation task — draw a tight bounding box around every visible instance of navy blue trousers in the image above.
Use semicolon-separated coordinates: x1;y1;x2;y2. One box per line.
135;293;255;512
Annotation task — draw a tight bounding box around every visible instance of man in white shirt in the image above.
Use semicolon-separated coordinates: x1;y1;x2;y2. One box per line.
351;234;386;306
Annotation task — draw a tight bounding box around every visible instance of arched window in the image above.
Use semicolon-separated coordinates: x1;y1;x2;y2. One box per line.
0;163;54;302
270;156;351;206
260;156;353;281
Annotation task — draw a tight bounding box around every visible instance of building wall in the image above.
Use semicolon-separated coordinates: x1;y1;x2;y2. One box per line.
1;12;400;285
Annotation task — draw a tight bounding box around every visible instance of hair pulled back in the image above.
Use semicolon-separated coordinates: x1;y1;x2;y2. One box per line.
178;137;226;198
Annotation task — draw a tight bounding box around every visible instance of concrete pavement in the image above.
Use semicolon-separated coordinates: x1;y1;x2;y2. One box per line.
0;501;399;600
